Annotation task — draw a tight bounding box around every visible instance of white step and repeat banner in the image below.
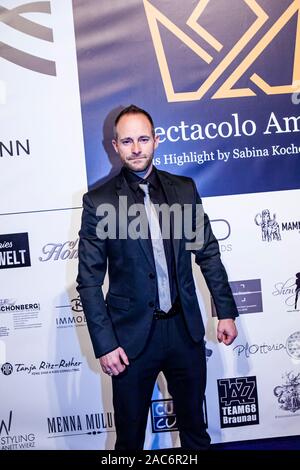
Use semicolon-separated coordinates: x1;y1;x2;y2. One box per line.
0;0;300;450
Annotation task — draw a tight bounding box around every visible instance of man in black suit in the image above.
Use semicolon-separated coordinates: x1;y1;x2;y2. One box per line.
77;105;238;450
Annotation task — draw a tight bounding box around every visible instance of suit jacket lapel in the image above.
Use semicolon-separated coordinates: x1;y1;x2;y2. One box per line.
115;171;155;270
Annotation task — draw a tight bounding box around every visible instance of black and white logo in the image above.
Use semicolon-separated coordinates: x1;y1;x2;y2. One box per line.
1;362;13;375
233;331;300;360
2;357;82;376
55;295;86;329
217;376;259;428
286;331;300;360
71;295;83;313
255;209;300;242
0;233;31;269
295;273;300;311
233;341;286;358
47;412;115;437
274;372;300;414
0;300;40;313
0;410;12;436
273;273;300;312
255;209;281;242
0;411;36;449
0;139;30;158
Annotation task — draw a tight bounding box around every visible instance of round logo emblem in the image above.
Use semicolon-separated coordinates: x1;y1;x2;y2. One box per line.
1;362;13;375
286;332;300;360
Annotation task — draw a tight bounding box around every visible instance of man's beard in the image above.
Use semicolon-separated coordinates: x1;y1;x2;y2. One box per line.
125;154;153;171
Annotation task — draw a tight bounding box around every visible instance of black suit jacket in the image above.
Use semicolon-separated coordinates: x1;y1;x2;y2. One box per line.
77;168;238;359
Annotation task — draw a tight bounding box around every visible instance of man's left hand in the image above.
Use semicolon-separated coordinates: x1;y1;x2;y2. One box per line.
217;319;238;346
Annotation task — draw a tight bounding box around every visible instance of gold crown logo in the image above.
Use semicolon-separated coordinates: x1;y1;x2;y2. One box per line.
144;0;300;102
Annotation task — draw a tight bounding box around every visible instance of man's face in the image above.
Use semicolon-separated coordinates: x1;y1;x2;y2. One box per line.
112;113;159;172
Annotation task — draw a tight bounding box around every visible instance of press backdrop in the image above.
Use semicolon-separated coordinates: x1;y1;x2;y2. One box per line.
0;0;300;450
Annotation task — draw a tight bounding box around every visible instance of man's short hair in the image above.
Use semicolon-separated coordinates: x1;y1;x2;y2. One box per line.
114;104;155;138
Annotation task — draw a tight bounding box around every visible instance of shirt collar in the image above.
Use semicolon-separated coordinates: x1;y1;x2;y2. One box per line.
122;166;159;192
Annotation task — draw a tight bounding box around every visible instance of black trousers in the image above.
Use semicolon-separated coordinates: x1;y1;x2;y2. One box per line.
112;312;210;450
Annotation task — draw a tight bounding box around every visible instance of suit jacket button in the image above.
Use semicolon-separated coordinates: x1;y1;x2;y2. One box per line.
149;301;155;308
149;273;155;279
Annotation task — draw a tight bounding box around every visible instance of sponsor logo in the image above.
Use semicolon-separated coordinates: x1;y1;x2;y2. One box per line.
286;331;300;360
255;209;300;242
1;357;82;376
0;139;30;158
144;0;300;102
233;341;286;358
230;279;263;314
150;397;208;433
0;2;56;76
233;331;300;360
0;298;42;333
212;279;262;316
217;376;259;428
0;411;36;450
55;295;86;329
0;300;40;313
0;411;12;436
274;372;300;414
273;273;300;312
71;296;83;313
39;239;78;262
47;412;115;437
296;273;300;311
1;362;13;375
255;210;281;242
0;233;31;269
151;399;178;433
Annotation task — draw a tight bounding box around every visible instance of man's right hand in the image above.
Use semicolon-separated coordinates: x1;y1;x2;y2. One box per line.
99;347;129;377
